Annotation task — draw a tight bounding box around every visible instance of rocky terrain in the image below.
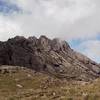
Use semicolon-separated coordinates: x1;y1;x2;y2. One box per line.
0;35;100;81
0;65;100;100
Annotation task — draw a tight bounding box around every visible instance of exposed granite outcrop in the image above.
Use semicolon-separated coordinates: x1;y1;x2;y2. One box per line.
0;35;100;81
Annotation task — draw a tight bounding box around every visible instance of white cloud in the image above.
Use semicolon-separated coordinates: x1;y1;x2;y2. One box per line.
0;16;21;40
16;0;96;38
76;40;100;63
0;0;99;40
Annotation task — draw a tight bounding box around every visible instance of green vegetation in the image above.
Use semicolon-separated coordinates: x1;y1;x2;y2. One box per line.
0;67;100;100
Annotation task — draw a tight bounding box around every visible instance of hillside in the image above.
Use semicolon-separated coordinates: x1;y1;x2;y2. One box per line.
0;35;100;81
0;65;100;100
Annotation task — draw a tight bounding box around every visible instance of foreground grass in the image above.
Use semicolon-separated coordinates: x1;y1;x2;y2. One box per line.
0;66;100;100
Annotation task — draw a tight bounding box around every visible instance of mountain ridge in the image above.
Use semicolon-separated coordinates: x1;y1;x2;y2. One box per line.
0;35;100;81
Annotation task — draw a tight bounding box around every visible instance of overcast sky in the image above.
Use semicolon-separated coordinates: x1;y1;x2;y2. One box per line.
0;0;100;63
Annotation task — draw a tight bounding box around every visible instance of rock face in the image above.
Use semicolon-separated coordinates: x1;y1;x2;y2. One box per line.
0;35;100;81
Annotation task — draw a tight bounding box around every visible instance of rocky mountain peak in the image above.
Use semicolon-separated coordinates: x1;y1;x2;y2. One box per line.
0;35;100;81
51;38;71;52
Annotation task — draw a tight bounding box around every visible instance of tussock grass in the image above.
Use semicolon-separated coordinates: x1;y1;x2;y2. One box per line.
0;66;100;100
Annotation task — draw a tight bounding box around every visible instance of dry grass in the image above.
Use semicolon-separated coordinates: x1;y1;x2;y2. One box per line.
0;66;100;100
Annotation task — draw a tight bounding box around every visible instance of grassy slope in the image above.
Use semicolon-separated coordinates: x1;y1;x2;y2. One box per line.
0;66;100;100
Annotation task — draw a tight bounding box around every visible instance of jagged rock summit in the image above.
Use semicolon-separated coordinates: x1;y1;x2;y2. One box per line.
0;35;100;81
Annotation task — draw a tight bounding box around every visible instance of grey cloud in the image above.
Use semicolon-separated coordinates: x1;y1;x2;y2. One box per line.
0;0;100;40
